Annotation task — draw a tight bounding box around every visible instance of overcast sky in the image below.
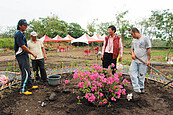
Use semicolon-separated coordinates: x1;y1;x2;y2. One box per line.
0;0;172;32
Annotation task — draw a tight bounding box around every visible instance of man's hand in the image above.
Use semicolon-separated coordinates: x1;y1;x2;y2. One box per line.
146;60;150;66
32;54;37;59
119;57;122;62
101;55;103;60
132;54;136;60
44;55;47;60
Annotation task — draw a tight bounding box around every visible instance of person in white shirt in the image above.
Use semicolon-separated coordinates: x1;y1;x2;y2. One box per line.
130;27;152;94
28;31;47;82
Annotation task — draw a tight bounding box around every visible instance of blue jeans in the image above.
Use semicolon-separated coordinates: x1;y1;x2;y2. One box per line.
129;60;147;92
16;54;33;92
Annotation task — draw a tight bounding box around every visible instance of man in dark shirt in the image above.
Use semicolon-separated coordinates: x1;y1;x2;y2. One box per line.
14;19;38;95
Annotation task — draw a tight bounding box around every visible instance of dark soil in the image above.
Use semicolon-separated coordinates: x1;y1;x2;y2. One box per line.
0;73;173;115
0;48;173;115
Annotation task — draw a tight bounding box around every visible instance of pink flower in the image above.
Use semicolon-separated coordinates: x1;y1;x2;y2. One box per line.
88;94;96;102
97;82;102;87
93;85;97;91
99;93;103;97
108;66;111;70
111;63;115;67
102;78;107;83
117;94;121;98
78;82;84;88
122;79;130;85
85;94;89;99
104;99;107;104
77;96;80;99
109;89;113;92
122;89;126;95
119;72;123;76
111;97;116;101
86;81;91;87
65;80;69;84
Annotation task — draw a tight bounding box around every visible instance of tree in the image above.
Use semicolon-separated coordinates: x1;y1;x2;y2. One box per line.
96;22;113;36
87;19;97;37
137;18;156;42
115;10;133;39
67;23;86;38
29;16;68;38
150;9;173;60
0;26;16;38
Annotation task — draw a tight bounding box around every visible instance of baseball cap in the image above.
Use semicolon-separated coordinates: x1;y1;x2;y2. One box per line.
18;19;29;26
30;31;37;36
17;19;29;30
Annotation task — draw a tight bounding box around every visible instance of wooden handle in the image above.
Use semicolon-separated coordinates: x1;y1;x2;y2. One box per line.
129;52;172;81
135;56;171;81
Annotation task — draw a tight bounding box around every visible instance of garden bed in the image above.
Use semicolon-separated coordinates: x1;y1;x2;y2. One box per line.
0;48;173;114
0;73;173;115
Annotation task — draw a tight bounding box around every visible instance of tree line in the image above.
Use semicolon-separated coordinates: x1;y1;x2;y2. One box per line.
0;9;172;45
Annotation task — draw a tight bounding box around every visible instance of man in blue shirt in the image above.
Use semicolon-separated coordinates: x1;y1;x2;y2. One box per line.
14;19;38;95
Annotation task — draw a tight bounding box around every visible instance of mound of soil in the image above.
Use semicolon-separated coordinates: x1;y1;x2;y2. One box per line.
0;73;173;115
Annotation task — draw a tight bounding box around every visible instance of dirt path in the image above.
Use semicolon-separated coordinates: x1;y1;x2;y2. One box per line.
0;55;15;61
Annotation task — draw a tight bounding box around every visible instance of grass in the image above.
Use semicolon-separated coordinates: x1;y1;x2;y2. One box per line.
0;38;14;50
122;48;173;64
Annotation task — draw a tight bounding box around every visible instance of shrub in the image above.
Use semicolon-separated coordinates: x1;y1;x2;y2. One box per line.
73;64;130;107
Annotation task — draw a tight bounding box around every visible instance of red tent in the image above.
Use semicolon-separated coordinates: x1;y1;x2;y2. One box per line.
53;34;75;42
40;35;57;43
86;34;104;43
91;33;104;43
64;34;75;42
52;35;66;42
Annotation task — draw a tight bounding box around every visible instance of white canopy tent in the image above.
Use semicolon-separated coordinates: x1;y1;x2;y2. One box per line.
71;33;89;44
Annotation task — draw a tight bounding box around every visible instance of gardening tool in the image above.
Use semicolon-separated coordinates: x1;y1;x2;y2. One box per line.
129;53;173;86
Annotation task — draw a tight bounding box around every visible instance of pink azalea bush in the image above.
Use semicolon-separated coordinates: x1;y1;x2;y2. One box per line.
73;64;130;107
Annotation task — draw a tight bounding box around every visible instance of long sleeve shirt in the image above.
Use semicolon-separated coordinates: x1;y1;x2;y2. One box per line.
102;35;123;57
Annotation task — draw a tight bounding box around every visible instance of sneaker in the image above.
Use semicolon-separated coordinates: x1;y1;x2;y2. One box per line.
140;88;145;94
20;91;32;95
134;89;141;94
28;86;38;90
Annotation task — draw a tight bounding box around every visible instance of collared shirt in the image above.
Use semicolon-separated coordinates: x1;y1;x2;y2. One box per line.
102;35;123;57
27;39;44;60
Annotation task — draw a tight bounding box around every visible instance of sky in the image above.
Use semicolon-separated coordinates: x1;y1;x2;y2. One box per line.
0;0;172;32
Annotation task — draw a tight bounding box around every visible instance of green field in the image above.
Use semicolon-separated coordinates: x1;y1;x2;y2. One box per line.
0;38;173;64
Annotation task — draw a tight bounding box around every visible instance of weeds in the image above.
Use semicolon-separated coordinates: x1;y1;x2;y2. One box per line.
146;73;149;82
75;62;78;67
60;62;63;68
70;61;74;68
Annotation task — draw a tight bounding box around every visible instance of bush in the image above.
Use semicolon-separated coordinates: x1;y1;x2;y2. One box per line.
73;64;130;107
0;38;14;50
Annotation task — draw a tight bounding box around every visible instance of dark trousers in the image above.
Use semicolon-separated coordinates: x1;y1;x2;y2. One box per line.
102;52;117;74
16;55;33;92
32;58;47;81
